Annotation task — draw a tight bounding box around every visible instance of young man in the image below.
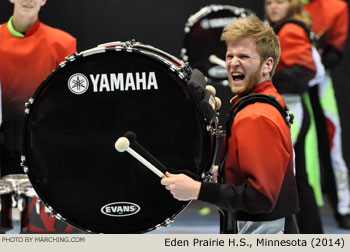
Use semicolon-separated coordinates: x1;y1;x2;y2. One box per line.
161;15;299;234
0;0;76;176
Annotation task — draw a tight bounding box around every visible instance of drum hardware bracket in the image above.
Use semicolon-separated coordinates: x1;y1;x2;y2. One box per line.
156;218;174;229
208;126;225;136
60;53;77;68
125;39;136;49
20;155;29;174
180;62;192;79
24;98;34;114
202;171;214;182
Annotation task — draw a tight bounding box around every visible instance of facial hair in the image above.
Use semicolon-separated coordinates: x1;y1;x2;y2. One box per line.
234;63;263;97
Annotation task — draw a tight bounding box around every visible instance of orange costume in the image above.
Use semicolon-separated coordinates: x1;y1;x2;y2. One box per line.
0;18;76;175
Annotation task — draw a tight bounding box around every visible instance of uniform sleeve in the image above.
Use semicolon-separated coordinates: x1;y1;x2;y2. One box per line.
326;1;349;52
198;115;291;213
277;24;316;72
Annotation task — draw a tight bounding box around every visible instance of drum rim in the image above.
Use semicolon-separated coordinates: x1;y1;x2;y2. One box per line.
185;4;252;28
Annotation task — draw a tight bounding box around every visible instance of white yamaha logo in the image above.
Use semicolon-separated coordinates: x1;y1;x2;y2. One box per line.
68;73;89;94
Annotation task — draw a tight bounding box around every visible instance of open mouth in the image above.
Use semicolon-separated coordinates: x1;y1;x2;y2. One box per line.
232;73;245;81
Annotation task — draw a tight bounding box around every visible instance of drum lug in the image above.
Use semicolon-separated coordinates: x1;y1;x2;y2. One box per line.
24;98;34;114
125;39;136;48
180;62;192;79
21;154;29;173
163;218;174;227
22;166;29;174
65;53;77;63
55;213;64;221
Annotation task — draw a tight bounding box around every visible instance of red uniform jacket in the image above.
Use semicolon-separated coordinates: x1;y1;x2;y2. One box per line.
0;19;76;122
199;81;299;221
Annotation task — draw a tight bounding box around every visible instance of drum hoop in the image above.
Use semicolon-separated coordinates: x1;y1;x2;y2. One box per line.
185;4;252;28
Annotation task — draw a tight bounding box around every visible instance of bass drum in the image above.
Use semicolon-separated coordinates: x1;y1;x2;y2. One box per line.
181;4;253;86
22;40;216;233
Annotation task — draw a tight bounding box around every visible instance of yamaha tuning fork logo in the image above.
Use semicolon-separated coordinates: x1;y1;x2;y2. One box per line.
68;73;89;94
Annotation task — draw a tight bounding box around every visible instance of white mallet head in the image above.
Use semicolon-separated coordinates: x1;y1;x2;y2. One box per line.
115;137;130;152
205;85;216;96
215;97;222;110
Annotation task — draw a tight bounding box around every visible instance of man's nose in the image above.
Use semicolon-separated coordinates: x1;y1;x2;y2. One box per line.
229;56;240;67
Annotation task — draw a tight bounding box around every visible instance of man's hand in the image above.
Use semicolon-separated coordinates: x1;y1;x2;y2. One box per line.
161;172;201;201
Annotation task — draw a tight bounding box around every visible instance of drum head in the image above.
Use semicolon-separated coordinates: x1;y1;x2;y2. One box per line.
182;5;252;85
22;43;213;233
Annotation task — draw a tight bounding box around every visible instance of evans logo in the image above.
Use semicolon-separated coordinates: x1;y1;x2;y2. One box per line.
101;202;140;217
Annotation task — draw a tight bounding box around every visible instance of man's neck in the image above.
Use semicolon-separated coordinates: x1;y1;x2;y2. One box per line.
11;13;37;34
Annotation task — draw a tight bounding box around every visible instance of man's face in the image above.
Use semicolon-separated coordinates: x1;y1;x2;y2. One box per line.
225;38;265;96
10;0;46;18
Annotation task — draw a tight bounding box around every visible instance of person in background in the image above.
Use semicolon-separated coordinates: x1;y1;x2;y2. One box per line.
161;15;299;234
265;0;324;233
303;0;350;229
0;0;76;177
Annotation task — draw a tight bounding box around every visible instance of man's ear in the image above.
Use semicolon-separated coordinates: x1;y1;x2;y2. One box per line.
262;57;274;75
9;0;15;4
41;0;47;7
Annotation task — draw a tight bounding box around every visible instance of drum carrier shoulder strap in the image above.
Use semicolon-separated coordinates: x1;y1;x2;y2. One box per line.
225;93;293;139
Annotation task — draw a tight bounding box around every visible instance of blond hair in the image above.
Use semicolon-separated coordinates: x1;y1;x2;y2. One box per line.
221;15;281;77
265;0;312;28
287;0;312;28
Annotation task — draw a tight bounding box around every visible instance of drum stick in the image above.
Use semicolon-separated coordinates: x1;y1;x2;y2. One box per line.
209;54;226;68
123;131;168;174
115;137;166;178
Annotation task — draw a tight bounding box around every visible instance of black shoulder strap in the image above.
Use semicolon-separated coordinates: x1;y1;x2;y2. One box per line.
225;93;293;139
273;18;315;44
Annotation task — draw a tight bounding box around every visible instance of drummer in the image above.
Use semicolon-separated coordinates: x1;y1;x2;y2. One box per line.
0;0;76;176
161;15;299;234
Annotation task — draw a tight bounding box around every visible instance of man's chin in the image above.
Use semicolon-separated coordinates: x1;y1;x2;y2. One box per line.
230;87;245;96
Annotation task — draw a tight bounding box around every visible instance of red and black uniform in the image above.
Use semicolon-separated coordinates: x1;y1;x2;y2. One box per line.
0;18;76;176
198;81;298;231
303;0;348;68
